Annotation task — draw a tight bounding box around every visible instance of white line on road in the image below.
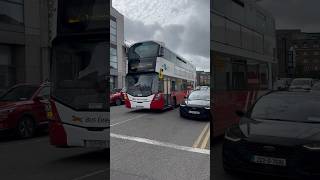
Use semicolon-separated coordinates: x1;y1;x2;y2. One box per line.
71;169;107;180
111;133;210;155
110;114;148;127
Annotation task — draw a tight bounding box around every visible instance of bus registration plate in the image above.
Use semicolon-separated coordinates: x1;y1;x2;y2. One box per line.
85;140;106;148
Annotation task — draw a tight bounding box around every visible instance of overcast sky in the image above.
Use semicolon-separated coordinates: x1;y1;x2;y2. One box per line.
257;0;320;32
112;0;210;72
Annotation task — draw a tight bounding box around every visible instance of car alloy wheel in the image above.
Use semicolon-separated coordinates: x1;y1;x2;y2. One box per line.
17;117;35;138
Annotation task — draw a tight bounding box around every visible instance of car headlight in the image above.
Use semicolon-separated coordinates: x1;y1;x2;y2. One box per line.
224;127;244;142
303;143;320;150
180;104;186;107
204;107;210;110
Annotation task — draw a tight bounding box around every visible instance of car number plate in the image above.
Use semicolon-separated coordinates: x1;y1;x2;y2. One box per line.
189;110;200;114
252;155;286;166
85;140;106;148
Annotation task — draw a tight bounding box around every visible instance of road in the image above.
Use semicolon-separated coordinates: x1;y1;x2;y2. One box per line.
212;138;290;180
110;105;210;180
0;133;108;180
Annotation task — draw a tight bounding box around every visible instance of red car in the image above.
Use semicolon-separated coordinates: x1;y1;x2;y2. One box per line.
110;88;124;106
0;83;50;138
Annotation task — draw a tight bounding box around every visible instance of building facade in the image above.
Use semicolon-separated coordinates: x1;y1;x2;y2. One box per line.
110;7;125;90
0;0;50;93
196;71;210;86
211;0;277;90
277;30;320;78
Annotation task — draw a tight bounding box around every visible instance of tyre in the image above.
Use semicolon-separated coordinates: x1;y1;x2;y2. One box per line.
115;99;121;106
17;116;35;138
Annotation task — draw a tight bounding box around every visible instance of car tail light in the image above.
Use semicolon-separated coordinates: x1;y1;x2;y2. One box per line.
153;93;162;101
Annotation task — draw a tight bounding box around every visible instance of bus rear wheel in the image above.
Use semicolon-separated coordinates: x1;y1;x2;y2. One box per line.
115;99;122;106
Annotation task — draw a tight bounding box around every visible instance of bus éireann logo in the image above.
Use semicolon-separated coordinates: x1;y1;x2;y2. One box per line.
72;115;83;122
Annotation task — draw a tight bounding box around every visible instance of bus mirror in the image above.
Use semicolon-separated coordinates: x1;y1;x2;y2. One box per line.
159;47;164;57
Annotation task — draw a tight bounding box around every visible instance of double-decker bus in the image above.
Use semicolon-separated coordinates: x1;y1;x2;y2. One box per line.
47;0;109;148
211;0;276;137
124;41;196;110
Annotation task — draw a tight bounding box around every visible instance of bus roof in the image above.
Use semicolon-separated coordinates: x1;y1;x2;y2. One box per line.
129;40;196;70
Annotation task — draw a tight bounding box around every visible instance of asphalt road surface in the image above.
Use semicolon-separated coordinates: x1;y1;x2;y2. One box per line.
0;133;108;180
110;105;210;180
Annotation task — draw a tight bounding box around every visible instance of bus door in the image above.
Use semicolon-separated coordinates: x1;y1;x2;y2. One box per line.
163;77;171;106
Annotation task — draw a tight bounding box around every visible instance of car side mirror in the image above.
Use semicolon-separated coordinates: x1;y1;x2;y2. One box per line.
34;96;44;101
235;110;245;117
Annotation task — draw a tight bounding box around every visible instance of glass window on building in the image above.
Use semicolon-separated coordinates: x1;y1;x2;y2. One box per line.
110;47;118;70
110;76;116;91
0;0;24;25
110;19;117;43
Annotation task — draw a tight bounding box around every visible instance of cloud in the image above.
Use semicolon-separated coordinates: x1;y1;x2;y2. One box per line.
112;0;210;71
258;0;320;32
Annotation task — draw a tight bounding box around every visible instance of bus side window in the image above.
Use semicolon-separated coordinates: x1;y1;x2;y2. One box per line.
171;81;176;92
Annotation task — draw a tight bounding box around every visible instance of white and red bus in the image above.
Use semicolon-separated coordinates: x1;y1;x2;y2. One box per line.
47;0;109;148
124;41;196;110
211;0;276;137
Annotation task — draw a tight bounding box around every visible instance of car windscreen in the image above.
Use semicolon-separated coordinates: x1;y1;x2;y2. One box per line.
126;73;158;97
128;42;160;59
251;93;320;123
51;41;108;111
188;91;210;101
0;86;38;101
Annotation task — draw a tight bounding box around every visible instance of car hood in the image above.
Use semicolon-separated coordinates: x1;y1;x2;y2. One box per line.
238;118;320;145
185;100;209;107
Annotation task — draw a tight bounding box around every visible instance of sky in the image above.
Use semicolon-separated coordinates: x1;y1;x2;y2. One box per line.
112;0;210;72
257;0;320;32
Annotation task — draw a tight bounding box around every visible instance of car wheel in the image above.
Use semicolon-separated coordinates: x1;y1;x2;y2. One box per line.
115;99;121;106
17;117;35;138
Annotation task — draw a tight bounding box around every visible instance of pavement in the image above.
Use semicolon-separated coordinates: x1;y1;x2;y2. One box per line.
0;133;108;180
110;105;210;180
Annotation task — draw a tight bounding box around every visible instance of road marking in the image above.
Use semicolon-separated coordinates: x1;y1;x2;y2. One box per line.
111;133;210;155
200;127;210;149
192;123;209;148
71;169;107;180
110;114;148;127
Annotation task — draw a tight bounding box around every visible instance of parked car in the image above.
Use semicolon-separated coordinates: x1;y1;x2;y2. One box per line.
110;88;124;106
223;91;320;179
289;78;313;91
312;82;320;91
0;83;50;138
180;90;210;120
273;78;291;90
